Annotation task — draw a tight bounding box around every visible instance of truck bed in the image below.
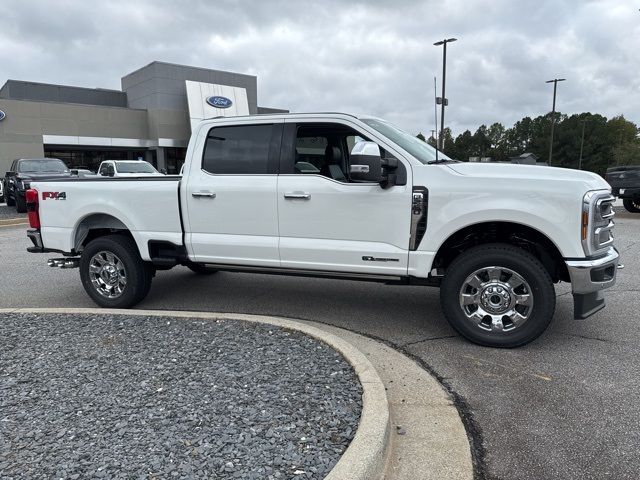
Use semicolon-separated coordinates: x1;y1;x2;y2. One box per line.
30;176;183;261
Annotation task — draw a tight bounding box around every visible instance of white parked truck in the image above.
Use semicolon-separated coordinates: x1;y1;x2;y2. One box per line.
25;113;620;347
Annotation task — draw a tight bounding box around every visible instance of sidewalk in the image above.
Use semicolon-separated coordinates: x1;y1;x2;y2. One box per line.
307;321;473;480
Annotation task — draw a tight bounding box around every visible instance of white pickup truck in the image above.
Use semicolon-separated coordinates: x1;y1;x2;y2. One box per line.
25;113;620;347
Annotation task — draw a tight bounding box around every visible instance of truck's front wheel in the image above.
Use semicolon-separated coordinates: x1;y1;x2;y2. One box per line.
440;243;556;347
80;234;153;308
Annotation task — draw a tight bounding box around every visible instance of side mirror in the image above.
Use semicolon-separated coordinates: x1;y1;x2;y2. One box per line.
349;141;383;183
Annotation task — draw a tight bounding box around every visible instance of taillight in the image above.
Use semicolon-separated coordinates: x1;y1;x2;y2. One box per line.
26;188;40;229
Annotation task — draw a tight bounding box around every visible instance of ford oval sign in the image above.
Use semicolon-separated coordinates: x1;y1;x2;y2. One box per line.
206;96;233;109
0;109;5;121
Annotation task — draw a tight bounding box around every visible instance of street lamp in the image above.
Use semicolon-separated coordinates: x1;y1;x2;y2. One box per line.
545;78;565;165
434;37;457;151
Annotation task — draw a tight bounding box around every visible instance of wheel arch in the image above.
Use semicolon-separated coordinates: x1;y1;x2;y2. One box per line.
73;213;133;252
432;221;570;282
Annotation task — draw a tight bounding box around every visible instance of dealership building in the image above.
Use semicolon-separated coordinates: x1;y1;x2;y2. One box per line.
0;61;287;175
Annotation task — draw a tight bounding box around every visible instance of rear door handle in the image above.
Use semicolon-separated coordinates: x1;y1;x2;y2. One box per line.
284;193;311;200
192;191;216;198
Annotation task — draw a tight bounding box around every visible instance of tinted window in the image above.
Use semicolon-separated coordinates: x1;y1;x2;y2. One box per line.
202;124;274;174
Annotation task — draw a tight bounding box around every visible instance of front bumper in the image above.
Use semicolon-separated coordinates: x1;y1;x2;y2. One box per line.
565;247;620;319
613;187;640;199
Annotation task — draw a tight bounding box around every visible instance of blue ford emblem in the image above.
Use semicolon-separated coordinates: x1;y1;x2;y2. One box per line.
0;110;5;121
206;96;233;109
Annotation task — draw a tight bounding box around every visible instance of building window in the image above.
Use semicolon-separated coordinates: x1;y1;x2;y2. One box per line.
44;147;151;173
165;148;187;175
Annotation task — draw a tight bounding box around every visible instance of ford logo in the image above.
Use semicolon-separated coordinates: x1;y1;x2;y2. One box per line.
206;96;233;109
0;109;5;121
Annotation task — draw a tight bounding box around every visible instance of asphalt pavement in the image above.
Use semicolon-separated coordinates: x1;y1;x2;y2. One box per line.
1;207;638;480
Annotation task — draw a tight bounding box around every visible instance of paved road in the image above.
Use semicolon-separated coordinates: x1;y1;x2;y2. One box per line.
1;208;639;480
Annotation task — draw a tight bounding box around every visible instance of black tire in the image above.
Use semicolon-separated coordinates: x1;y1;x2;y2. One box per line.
186;263;218;275
6;191;15;207
440;243;556;348
79;234;153;308
623;198;640;213
15;194;27;213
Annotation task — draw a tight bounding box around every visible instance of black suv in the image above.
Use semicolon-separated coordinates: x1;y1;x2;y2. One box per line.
3;158;72;213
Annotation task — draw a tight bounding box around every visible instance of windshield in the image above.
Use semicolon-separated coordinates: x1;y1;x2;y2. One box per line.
361;118;452;164
18;159;69;173
115;162;157;174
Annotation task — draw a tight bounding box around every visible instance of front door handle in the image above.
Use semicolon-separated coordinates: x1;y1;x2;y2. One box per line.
192;191;216;198
284;193;311;200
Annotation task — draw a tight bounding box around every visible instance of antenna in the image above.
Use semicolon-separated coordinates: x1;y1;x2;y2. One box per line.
434;76;439;162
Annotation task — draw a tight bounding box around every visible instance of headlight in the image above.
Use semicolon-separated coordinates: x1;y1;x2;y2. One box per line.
582;191;615;256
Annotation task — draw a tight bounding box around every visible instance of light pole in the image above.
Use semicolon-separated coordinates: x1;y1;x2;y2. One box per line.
578;118;589;170
545;78;565;165
434;38;457;151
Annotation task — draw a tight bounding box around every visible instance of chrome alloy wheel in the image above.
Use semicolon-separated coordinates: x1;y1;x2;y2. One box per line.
459;266;534;333
88;251;127;299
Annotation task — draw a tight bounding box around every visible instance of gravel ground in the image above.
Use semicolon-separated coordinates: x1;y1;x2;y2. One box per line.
0;205;25;220
0;313;362;479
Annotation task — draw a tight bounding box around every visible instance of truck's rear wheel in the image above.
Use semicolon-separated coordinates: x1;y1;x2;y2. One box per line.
80;234;153;308
440;243;556;347
623;198;640;213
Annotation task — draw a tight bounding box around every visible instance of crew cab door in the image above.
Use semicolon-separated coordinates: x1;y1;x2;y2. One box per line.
277;119;412;276
183;119;284;266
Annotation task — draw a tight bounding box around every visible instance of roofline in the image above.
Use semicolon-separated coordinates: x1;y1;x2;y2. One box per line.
121;60;258;81
0;79;124;95
203;112;360;121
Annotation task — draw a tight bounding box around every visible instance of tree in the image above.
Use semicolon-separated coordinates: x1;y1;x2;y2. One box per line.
435;111;638;173
487;123;508;161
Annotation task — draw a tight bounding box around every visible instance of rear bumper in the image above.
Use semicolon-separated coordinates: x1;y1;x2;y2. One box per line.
565;247;620;319
27;228;44;252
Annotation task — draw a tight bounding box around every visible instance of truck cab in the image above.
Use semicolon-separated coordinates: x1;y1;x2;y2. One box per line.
25;113;620;347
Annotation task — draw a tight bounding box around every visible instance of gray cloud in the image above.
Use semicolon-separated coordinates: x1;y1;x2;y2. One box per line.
1;0;638;135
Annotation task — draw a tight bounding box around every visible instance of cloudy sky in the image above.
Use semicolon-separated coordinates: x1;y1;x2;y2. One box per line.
1;0;638;135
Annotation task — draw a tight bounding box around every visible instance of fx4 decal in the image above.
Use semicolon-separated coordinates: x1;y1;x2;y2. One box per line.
42;191;67;201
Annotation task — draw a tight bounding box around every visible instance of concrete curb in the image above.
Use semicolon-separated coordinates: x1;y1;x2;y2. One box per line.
0;307;391;480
